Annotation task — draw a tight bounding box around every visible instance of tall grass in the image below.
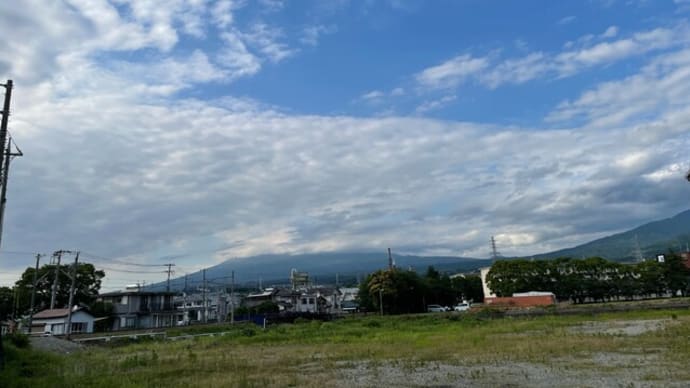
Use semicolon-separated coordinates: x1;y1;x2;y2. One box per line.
3;308;689;387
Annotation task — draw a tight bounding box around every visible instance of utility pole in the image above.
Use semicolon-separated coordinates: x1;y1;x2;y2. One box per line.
183;274;188;325
164;263;175;292
230;270;234;324
202;269;207;324
27;254;42;334
379;288;384;316
0;80;13;370
65;252;79;339
0;81;20;252
50;251;65;309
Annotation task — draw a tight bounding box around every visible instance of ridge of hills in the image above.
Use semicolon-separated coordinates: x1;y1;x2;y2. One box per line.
150;209;690;292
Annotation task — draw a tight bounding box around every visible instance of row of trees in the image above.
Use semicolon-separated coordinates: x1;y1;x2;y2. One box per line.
486;254;690;303
357;266;483;314
0;262;104;321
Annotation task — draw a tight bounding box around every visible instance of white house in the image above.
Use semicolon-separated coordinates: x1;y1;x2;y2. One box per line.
31;307;95;335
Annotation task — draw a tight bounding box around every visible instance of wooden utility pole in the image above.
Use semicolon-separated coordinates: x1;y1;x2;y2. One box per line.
202;269;207;324
165;263;175;292
27;254;42;334
65;252;79;339
230;270;235;324
0;80;13;369
50;251;64;309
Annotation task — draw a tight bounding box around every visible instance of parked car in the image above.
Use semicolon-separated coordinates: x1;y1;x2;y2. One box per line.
453;302;470;312
427;304;447;312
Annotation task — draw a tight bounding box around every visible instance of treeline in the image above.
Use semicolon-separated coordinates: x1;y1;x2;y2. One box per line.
487;254;690;303
357;267;483;314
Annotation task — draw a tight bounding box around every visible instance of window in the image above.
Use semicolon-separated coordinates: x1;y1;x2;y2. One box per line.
301;298;307;304
71;322;86;333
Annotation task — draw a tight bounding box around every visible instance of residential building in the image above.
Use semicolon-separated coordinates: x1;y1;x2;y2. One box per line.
30;307;94;335
175;291;235;324
98;289;176;330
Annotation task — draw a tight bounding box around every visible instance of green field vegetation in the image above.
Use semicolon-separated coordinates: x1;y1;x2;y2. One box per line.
3;308;690;387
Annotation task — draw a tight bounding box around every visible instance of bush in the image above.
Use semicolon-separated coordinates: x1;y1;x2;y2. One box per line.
7;332;30;348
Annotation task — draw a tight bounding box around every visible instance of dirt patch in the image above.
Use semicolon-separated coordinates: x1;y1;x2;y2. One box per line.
336;356;688;387
568;319;671;336
30;336;84;354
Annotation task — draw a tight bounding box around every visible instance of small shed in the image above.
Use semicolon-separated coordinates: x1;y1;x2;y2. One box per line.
31;307;95;335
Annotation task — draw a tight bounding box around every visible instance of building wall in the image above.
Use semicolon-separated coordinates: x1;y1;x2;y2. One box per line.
33;311;95;334
484;295;556;307
479;267;496;299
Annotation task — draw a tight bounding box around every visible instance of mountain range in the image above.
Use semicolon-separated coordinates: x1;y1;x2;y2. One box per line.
153;209;690;292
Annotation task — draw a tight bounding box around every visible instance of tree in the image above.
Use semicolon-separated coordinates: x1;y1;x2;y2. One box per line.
662;252;690;297
0;287;13;320
360;268;428;315
13;262;104;315
451;274;484;303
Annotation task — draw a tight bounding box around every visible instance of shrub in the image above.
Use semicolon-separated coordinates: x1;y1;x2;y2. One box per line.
7;332;30;348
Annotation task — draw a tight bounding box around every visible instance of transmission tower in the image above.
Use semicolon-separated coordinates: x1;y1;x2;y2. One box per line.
490;236;501;262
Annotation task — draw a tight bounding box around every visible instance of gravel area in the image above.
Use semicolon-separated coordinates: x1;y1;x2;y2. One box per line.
336;357;687;388
30;336;84;354
335;319;688;387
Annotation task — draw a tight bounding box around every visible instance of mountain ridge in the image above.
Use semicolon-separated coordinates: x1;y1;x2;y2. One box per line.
150;209;690;291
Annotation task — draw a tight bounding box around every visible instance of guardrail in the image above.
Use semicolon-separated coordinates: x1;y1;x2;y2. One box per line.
72;332;166;343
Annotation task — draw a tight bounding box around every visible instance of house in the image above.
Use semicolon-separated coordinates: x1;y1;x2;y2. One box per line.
174;291;235;324
98;289;176;330
30;306;94;335
1;319;16;335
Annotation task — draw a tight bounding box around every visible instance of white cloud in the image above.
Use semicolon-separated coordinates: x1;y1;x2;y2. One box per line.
217;31;263;78
415;54;490;90
300;24;337;46
415;24;689;91
241;23;296;62
558;15;577;25
415;95;456;113
602;25;619;38
2;0;690;290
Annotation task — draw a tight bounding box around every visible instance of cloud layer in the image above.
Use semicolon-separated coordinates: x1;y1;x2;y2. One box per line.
1;1;689;290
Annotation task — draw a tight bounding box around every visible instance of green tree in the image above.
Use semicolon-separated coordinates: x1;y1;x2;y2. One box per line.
662;252;690;297
0;287;13;320
450;274;484;303
14;262;104;315
361;268;427;315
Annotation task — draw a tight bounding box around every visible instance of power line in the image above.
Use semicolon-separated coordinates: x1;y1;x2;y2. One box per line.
80;251;170;267
95;265;167;274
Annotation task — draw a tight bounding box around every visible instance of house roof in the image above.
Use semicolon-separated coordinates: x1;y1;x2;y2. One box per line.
99;290;177;297
33;308;71;319
33;306;92;319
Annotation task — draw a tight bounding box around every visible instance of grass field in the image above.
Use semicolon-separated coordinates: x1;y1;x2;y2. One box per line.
3;308;690;387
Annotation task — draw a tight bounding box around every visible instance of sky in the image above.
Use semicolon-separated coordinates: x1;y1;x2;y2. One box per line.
1;0;690;291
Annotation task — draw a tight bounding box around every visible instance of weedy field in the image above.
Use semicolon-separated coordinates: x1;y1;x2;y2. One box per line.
3;308;690;387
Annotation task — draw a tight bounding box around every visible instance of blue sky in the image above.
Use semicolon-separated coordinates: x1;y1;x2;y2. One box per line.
1;0;690;290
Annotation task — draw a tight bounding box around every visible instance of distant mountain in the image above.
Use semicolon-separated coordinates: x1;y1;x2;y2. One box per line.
148;209;690;292
152;252;490;292
531;209;690;261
